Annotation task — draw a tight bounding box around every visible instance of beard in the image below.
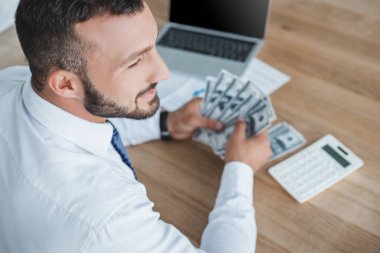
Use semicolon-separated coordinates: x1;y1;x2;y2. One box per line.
81;74;160;120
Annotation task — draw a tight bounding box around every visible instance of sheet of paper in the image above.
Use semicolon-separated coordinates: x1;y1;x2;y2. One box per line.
156;71;192;99
157;72;205;111
241;58;290;95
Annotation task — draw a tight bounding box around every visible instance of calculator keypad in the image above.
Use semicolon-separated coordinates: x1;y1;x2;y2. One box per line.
270;149;341;202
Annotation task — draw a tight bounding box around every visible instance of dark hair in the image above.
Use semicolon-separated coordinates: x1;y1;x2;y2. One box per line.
15;0;144;91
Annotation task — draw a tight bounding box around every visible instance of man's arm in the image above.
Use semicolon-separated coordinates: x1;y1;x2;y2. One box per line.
200;161;257;253
201;120;271;253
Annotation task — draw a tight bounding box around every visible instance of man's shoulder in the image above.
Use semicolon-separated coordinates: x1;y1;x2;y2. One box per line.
26;147;147;229
0;65;30;96
4;131;147;231
0;65;30;82
1;144;147;250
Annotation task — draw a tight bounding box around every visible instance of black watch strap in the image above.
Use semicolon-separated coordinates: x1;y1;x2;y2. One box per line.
159;111;172;140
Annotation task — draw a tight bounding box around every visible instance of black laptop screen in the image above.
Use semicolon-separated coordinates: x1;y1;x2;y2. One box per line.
169;0;269;39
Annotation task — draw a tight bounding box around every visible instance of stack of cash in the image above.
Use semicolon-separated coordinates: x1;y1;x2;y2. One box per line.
193;69;305;160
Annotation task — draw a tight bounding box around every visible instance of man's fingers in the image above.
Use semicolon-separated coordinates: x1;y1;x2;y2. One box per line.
196;117;224;131
188;97;202;111
249;129;271;150
231;118;246;141
248;129;269;144
254;129;269;140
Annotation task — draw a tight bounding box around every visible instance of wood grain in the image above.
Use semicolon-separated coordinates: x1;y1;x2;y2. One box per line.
1;0;379;252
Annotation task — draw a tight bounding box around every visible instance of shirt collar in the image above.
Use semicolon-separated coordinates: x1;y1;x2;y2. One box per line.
22;78;114;157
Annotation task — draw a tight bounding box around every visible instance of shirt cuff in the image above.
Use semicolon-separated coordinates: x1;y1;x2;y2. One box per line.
217;161;254;206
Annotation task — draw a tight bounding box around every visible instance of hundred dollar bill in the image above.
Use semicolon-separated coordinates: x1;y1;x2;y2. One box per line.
269;122;306;161
202;70;236;116
201;76;217;112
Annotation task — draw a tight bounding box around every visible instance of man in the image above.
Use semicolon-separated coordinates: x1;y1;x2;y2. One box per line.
0;0;271;252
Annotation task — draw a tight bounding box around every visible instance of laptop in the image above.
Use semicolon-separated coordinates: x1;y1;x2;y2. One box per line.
157;0;270;77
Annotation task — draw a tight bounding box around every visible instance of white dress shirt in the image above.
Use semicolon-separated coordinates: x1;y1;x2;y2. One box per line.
0;66;257;253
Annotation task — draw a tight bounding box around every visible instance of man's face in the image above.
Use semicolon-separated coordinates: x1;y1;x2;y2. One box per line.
76;3;169;119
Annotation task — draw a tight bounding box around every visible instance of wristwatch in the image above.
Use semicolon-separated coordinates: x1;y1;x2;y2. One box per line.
159;110;172;140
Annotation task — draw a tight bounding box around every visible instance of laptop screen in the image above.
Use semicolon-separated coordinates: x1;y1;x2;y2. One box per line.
169;0;270;39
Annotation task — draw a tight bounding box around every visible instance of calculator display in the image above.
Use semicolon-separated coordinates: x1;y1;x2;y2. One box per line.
322;145;350;168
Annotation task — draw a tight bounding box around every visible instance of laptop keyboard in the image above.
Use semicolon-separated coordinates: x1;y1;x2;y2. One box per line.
157;28;255;62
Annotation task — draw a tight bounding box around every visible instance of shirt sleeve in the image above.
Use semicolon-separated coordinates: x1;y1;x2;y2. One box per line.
200;161;256;253
108;110;161;146
82;161;256;253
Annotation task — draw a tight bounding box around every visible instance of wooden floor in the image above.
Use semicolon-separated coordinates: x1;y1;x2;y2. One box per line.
1;0;379;252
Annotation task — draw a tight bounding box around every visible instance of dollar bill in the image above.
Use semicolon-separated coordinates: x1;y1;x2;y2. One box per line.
202;70;236;116
205;79;239;118
269;122;306;161
219;81;262;123
201;76;217;113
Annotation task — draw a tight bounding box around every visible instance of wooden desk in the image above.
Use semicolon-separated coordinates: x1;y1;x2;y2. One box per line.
1;0;379;252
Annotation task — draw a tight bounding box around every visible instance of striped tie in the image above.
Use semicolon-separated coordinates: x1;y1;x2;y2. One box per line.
108;121;138;180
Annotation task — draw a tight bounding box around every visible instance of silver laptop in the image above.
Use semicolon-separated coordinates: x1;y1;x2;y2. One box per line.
157;0;270;77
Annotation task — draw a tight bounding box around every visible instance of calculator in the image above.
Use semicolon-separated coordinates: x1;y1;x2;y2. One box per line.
269;134;364;203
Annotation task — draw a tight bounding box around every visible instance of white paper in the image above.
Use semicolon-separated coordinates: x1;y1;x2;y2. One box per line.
157;71;206;111
241;58;290;95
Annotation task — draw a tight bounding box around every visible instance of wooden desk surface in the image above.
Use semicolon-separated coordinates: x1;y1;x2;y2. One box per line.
1;0;379;252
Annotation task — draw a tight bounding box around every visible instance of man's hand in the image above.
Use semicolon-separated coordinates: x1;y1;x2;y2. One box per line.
166;98;223;140
225;119;272;172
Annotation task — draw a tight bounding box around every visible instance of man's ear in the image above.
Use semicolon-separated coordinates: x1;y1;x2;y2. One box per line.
46;69;84;99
